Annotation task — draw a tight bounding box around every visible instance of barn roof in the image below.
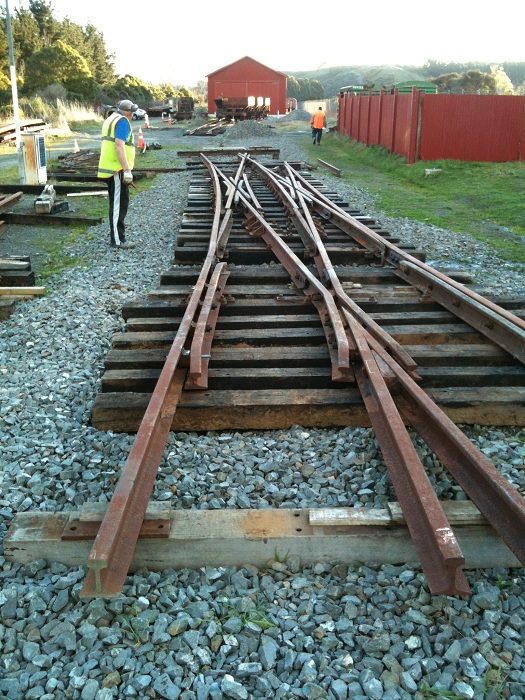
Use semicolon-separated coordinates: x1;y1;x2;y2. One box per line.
207;56;287;79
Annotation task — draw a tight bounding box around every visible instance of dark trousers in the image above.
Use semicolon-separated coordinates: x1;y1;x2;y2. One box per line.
105;172;130;246
312;127;323;145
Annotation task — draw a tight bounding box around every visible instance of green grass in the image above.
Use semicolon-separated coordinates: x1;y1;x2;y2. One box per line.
303;133;525;263
31;226;89;283
0;163;20;182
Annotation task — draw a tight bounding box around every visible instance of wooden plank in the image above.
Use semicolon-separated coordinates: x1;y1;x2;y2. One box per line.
310;501;487;527
102;366;337;392
174;248;427;265
160;264;471;285
66;191;108;198
0;183;103;194
0;270;35;286
0;119;44;137
418;365;525;387
103;344;514;371
0;286;45;296
2;213;102;227
111;323;482;350
124;309;489;333
387;501;488;526
5;505;519;570
101;364;525;393
91;386;525;431
317;158;342;177
0;259;30;269
122;296;450;319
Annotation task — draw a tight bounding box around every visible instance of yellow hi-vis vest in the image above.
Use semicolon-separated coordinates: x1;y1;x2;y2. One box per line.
97;112;135;179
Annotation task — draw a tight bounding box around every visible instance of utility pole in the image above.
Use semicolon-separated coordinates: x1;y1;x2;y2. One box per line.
5;0;24;182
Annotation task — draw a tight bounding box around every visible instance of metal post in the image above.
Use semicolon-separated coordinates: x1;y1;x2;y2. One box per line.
5;0;25;183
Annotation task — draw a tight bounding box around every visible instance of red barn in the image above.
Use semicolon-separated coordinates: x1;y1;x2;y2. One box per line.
207;56;287;116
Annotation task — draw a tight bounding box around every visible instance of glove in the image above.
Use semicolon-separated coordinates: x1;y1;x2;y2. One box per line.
122;169;133;185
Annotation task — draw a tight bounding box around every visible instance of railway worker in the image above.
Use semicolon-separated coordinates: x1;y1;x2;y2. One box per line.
310;106;327;145
97;99;137;249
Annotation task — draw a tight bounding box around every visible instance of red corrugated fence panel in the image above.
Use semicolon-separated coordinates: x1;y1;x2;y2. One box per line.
419;94;525;161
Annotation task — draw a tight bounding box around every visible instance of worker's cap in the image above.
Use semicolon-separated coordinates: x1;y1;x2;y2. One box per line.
117;99;138;113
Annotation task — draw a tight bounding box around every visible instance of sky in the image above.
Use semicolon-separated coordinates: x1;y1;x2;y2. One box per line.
9;0;525;86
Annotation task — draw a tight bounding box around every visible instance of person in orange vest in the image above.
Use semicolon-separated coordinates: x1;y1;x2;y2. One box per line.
310;106;327;145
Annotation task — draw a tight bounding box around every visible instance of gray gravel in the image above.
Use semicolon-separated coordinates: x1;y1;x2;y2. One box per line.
1;132;524;699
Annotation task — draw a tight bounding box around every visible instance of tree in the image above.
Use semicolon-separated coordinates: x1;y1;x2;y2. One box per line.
287;76;324;100
501;63;525;89
460;70;495;94
192;79;207;104
28;0;59;45
24;39;95;98
106;74;154;105
83;24;115;86
13;8;42;76
490;65;514;95
431;72;462;92
286;75;300;98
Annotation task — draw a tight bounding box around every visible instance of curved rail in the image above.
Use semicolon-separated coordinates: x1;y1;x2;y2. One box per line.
80;156;227;597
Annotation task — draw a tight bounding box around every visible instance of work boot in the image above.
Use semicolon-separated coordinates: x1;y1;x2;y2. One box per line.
113;242;136;250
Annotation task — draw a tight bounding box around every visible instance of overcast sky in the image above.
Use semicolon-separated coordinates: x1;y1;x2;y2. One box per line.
9;0;525;86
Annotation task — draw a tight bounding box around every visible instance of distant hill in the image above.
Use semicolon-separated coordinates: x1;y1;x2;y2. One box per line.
287;65;427;98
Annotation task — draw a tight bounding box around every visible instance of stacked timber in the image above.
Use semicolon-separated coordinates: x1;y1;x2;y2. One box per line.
0;119;45;143
0;257;44;320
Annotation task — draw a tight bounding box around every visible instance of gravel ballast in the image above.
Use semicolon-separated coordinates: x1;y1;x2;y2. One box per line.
1;132;524;700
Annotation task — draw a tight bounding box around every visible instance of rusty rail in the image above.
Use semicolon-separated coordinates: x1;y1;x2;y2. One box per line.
81;154;525;597
80;156;227;597
187;263;230;389
219;157;525;594
286;167;525;365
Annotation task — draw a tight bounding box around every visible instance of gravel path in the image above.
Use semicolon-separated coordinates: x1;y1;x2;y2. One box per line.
1;130;524;700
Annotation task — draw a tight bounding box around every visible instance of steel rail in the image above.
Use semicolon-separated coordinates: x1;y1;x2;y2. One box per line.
286;167;525;364
246;160;468;592
362;328;525;567
346;313;469;595
239;160;471;592
187;263;230;389
281;162;419;377
258;159;525;348
246;158;418;376
217;156;248;258
210;161;353;381
240;158;525;588
242;209;353;381
80;156;226;598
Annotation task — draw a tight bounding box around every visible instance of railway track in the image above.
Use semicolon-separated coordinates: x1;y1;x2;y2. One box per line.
8;153;525;599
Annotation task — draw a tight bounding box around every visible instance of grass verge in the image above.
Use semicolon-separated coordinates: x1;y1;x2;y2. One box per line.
303;133;525;263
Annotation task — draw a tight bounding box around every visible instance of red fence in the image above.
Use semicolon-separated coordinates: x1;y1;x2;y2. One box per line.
338;90;525;163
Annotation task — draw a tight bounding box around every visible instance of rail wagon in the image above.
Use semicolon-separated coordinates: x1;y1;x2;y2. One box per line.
214;96;269;121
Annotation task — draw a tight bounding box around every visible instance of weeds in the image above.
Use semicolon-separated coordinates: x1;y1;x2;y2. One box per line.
115;614;144;646
273;547;290;564
418;686;464;700
219;598;275;632
0;97;98;129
